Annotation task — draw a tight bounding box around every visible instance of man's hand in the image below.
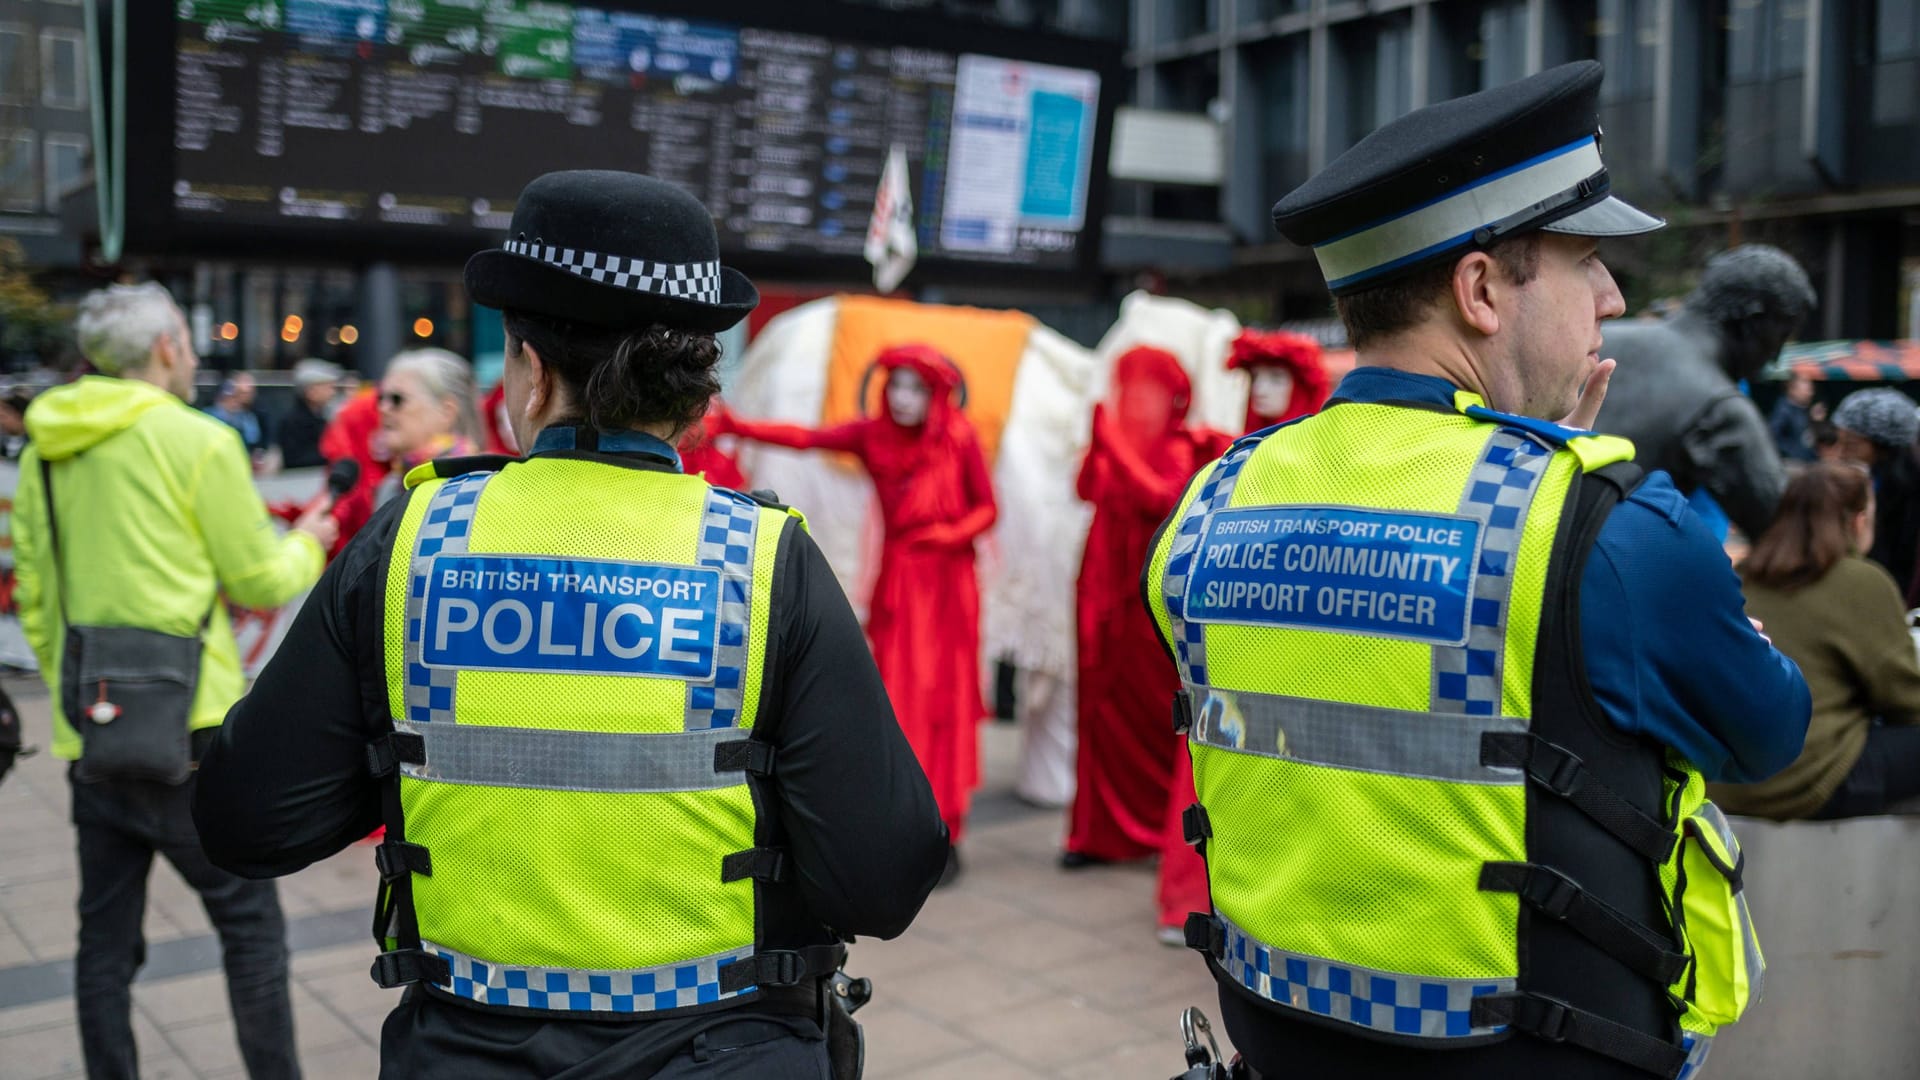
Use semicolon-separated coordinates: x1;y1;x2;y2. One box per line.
293;503;340;552
1558;358;1616;431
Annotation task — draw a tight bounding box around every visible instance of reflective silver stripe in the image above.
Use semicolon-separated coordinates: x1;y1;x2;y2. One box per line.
425;939;757;1014
1432;428;1554;716
1692;801;1765;1007
1187;683;1525;785
397;721;745;793
1217;914;1513;1038
404;474;493;725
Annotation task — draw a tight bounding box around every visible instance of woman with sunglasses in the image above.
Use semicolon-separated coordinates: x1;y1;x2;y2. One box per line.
328;350;484;553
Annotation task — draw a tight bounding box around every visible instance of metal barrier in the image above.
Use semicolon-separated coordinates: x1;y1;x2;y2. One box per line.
1708;815;1920;1079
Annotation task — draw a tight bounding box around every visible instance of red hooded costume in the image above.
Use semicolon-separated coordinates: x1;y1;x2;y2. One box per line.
1227;329;1330;434
1068;347;1232;867
678;408;748;490
716;345;997;844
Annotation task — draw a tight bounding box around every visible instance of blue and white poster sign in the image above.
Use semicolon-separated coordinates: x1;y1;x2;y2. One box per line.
1184;505;1482;646
422;555;720;680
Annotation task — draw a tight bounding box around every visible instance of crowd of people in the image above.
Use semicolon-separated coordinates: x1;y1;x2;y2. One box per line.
5;56;1918;1080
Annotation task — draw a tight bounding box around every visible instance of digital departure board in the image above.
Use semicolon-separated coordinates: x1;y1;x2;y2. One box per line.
141;1;1114;273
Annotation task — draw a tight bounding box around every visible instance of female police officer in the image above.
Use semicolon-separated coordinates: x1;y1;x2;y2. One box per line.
194;171;949;1078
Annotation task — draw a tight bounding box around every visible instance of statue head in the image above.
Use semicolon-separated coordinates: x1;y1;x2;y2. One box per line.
1682;245;1817;380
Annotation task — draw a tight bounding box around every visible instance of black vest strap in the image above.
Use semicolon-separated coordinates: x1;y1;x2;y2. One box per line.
371;948;451;990
1184;912;1227;959
715;944;846;995
721;847;788;884
1470;992;1687;1079
1482;732;1677;863
365;731;425;777
714;738;776;777
1480;862;1687;986
1173;689;1196;734
374;841;433;884
1182;803;1212;850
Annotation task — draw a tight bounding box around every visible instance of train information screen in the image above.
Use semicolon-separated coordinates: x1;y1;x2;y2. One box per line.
162;1;1109;269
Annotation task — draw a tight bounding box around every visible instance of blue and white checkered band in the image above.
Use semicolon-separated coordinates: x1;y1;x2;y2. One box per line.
503;239;722;305
424;940;758;1015
1313;137;1604;292
1431;428;1554;717
688;488;758;731
1218;915;1512;1038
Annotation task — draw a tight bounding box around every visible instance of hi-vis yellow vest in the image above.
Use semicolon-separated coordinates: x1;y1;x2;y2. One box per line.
1146;394;1761;1080
361;452;832;1017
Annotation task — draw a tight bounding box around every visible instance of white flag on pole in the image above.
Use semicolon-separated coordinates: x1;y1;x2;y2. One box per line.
865;144;917;294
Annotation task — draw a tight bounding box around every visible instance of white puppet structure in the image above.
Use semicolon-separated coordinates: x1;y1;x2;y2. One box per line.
723;291;1253;810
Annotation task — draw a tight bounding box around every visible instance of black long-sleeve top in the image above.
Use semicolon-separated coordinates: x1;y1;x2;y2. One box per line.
193;444;948;1071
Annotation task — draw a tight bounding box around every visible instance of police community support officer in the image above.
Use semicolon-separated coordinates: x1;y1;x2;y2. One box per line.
1146;63;1811;1080
193;171;950;1078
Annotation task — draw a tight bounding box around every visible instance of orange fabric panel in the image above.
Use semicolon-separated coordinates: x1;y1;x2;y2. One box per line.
825;295;1035;467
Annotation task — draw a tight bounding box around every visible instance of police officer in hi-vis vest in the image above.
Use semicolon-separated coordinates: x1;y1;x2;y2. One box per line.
1148;64;1809;1080
194;171;949;1078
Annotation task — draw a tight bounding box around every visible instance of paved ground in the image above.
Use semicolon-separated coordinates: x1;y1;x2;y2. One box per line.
0;681;1230;1079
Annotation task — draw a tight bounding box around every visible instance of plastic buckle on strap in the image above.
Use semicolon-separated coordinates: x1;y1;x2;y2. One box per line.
1181;803;1212;846
1519;866;1579;920
1530;741;1588;797
1183;912;1225;959
1528;996;1575;1042
714;739;776;777
1173;690;1196;735
365;731;426;778
370;949;449;989
373;841;432;883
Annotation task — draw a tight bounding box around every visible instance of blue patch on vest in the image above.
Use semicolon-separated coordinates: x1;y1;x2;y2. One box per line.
1183;505;1482;646
421;555;721;680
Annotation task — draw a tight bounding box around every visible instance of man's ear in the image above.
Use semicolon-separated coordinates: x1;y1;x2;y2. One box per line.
1451;252;1503;337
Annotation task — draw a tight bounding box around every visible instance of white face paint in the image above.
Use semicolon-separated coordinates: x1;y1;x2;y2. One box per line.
1249;366;1295;420
886;367;931;427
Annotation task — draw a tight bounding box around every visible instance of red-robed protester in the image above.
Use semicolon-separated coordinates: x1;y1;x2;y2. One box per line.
713;344;996;877
1067;346;1232;873
1227;328;1331;432
1152;329;1331;940
678;406;748;490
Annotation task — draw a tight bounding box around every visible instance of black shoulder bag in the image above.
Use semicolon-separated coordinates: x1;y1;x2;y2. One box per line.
42;457;210;785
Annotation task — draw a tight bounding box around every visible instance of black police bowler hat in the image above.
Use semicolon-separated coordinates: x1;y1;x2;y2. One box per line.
1273;61;1663;296
465;171;758;333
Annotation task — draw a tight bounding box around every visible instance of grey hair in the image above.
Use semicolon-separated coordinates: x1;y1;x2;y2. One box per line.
74;283;183;375
1684;245;1817;326
384;348;482;445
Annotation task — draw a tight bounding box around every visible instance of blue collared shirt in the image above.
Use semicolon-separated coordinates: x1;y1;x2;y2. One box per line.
529;425;682;470
1332;367;1809;783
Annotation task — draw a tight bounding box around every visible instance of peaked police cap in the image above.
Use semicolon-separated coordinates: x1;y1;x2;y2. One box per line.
1272;61;1663;296
465;171;758;332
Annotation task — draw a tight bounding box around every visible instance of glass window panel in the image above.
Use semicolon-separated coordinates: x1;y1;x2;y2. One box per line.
40;30;84;109
0;27;29;103
43;134;85;210
1881;0;1919;59
0;131;38;212
1774;0;1807;75
1728;0;1764;81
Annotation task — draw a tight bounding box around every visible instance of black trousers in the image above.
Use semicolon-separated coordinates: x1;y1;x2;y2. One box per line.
379;988;833;1079
1812;723;1920;819
70;770;300;1080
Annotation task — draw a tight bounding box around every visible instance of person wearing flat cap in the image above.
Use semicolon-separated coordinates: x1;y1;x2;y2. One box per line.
1143;63;1809;1080
193;171;949;1078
